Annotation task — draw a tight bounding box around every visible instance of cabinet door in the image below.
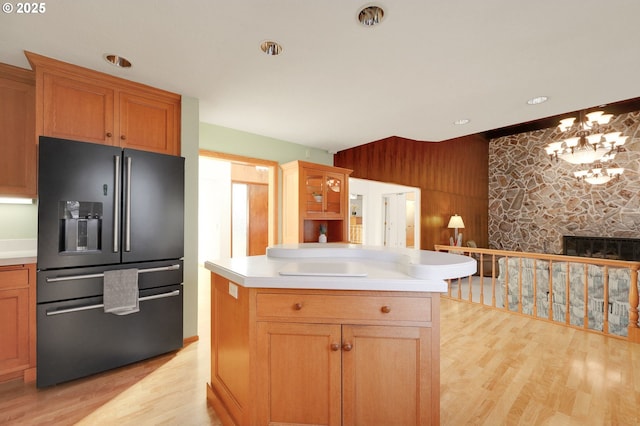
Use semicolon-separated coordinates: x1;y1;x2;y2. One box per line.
303;168;325;215
42;72;116;145
119;90;180;155
0;74;36;197
302;168;346;218
342;325;433;426
0;267;30;374
257;322;342;426
324;171;345;217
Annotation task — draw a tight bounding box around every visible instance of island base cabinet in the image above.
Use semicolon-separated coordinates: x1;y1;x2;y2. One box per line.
207;273;440;426
257;322;435;426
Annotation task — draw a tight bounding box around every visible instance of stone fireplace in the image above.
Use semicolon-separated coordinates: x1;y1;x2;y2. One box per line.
488;110;640;254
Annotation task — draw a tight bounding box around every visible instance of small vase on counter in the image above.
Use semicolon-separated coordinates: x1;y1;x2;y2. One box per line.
318;224;327;243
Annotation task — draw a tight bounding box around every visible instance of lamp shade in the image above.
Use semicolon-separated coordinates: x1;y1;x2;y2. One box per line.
447;215;465;229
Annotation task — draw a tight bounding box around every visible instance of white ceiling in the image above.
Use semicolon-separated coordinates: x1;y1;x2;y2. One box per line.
2;0;640;153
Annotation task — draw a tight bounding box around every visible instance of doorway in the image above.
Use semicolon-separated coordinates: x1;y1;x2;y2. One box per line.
383;192;417;248
199;150;278;262
349;178;420;248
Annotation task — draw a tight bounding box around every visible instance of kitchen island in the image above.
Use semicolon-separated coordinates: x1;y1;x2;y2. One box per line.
204;244;476;426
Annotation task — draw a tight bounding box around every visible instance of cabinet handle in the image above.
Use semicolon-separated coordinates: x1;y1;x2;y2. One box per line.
330;343;341;351
342;343;353;352
121;135;127;140
293;302;303;311
106;132;113;138
381;305;391;314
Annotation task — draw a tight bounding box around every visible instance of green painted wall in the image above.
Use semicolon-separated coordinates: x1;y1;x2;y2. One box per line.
181;96;200;340
199;122;333;165
0;203;37;239
199;122;335;250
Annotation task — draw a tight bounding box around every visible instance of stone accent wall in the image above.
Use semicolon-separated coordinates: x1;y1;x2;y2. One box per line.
489;111;640;254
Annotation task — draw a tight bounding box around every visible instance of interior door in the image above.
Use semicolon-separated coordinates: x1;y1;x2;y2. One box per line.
248;183;269;255
123;148;184;263
232;182;269;257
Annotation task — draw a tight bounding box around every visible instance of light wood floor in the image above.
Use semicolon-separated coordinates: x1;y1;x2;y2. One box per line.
1;268;639;425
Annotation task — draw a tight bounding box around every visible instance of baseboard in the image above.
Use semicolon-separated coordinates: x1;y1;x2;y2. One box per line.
183;335;199;345
0;369;23;384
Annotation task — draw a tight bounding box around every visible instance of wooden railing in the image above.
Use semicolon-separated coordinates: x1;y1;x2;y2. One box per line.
434;245;640;343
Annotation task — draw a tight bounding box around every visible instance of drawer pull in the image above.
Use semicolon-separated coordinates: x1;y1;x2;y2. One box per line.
342;343;353;352
330;343;341;351
293;302;303;310
106;132;113;138
381;305;391;314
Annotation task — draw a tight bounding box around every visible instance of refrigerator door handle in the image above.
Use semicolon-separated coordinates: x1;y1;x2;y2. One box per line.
45;263;181;283
124;156;132;252
45;290;181;316
113;155;121;252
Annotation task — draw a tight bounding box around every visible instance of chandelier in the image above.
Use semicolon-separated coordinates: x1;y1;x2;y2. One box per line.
545;110;627;184
573;166;624;185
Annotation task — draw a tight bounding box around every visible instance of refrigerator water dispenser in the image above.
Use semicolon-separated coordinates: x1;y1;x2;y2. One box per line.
59;201;102;252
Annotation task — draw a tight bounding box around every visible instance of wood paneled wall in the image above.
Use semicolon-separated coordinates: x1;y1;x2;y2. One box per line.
334;135;489;250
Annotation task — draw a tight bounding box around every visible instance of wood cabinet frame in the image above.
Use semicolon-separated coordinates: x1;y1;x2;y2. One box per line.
26;51;181;156
282;161;353;244
207;273;440;425
0;264;36;383
0;63;36;198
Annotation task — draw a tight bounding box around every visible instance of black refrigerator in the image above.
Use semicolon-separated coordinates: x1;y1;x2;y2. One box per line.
36;136;185;387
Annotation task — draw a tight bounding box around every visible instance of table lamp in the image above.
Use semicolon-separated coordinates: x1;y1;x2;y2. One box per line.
447;214;465;246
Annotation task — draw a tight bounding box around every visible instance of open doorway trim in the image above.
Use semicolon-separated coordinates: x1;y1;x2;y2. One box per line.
199;149;279;250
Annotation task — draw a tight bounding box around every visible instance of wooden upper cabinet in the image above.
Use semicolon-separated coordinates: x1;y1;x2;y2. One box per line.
27;51;181;156
281;160;352;244
0;63;36;198
119;89;180;154
42;72;115;145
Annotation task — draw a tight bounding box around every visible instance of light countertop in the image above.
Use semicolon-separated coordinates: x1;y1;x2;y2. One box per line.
0;239;37;266
205;243;476;292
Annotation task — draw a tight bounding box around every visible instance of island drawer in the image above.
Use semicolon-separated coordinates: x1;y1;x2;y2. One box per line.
255;293;432;323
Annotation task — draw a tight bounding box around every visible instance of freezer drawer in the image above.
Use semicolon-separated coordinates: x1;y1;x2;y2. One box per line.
36;284;183;387
37;259;183;304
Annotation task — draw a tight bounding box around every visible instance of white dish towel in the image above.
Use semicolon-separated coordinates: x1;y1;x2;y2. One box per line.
103;268;140;315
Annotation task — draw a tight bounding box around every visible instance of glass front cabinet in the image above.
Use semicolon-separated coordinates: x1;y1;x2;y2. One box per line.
282;161;352;243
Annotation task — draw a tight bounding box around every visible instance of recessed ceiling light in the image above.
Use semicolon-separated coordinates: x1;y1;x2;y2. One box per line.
104;54;132;68
260;41;282;56
454;118;470;125
358;5;385;26
527;96;548;105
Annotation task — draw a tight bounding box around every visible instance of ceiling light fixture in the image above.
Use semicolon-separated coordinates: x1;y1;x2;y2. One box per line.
545;109;627;184
453;118;470;125
260;41;282;56
104;54;132;68
358;5;384;26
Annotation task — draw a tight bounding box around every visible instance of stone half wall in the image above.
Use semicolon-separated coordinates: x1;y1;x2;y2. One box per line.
488;110;640;254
